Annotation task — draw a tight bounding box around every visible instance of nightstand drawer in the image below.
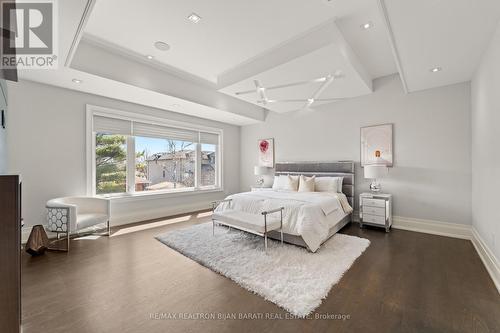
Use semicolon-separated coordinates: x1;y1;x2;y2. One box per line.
362;214;386;225
362;198;386;208
362;206;385;216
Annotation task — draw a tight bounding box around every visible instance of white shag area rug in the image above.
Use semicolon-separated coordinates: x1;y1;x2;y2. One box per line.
155;222;370;317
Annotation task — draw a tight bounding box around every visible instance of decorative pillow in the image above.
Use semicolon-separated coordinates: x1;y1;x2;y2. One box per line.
298;175;315;192
272;175;299;191
314;177;339;193
288;175;299;191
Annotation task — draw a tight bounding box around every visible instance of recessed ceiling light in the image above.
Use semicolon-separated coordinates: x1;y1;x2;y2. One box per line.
430;67;442;73
72;79;82;84
154;41;170;51
146;55;154;60
187;13;202;23
361;22;373;30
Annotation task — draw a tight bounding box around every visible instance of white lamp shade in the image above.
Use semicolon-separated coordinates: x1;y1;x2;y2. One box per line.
364;164;388;179
254;166;269;176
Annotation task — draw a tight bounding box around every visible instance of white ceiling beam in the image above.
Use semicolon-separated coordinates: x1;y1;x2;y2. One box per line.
377;0;410;94
64;0;97;67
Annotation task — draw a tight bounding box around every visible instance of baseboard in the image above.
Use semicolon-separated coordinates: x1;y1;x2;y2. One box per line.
471;227;500;293
353;212;472;240
392;216;472;240
21;226;58;244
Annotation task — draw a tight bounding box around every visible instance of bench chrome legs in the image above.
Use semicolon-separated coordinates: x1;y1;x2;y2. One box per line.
280;209;283;244
264;214;268;252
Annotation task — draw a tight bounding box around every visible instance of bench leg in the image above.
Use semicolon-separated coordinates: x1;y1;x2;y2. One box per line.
212;219;215;236
264;233;268;251
280;210;283;245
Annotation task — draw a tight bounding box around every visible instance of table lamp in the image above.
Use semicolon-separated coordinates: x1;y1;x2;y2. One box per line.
254;166;269;187
364;164;388;192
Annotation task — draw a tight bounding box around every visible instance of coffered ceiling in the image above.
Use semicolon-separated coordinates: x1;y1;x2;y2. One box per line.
15;0;500;124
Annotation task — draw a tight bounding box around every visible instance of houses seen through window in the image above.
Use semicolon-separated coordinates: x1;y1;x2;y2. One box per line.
201;144;216;187
135;137;195;192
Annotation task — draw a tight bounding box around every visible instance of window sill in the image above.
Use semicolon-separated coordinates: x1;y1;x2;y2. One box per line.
98;187;224;203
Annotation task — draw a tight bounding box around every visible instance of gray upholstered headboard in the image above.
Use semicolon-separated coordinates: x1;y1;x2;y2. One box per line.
274;161;355;207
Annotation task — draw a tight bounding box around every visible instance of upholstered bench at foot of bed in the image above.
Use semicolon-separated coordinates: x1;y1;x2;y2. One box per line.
212;209;281;234
211;199;284;251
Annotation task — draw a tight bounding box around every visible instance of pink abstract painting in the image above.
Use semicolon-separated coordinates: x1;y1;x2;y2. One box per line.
258;138;274;167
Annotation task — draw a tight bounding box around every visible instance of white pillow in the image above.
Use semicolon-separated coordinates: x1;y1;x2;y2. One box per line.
298;175;315;192
315;177;343;193
272;175;299;191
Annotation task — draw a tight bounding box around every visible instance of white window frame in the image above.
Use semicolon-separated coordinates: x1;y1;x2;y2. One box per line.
86;105;224;200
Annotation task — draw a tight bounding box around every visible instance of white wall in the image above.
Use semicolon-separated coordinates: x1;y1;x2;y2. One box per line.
7;80;240;227
471;22;500;259
240;74;472;225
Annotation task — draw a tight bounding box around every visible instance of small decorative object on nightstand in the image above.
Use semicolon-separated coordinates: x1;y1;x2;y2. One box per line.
359;192;392;232
254;166;270;187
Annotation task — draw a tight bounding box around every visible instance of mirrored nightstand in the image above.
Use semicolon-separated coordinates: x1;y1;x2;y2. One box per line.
359;193;392;232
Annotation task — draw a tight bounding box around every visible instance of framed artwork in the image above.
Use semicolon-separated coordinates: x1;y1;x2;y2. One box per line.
258;138;274;168
360;124;393;166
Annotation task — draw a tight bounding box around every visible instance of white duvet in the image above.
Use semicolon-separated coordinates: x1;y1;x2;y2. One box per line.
215;191;353;252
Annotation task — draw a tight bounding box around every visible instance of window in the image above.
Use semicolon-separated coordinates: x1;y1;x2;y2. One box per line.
95;134;127;194
88;107;222;197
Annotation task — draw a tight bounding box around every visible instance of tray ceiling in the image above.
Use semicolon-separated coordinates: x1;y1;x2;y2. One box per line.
16;0;500;124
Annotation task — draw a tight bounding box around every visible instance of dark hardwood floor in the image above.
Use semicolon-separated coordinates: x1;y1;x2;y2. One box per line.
21;211;500;333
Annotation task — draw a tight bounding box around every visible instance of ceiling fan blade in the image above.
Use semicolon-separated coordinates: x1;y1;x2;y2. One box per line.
257;99;309;104
264;77;328;91
235;74;343;96
314;98;348;102
234;80;267;96
235;89;257;96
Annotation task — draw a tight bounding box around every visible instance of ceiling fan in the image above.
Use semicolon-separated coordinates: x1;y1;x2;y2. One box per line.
234;72;346;109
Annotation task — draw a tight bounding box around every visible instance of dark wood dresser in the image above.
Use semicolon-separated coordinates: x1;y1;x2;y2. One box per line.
0;175;22;333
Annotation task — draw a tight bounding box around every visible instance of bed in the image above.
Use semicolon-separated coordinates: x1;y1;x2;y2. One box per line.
215;161;355;252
